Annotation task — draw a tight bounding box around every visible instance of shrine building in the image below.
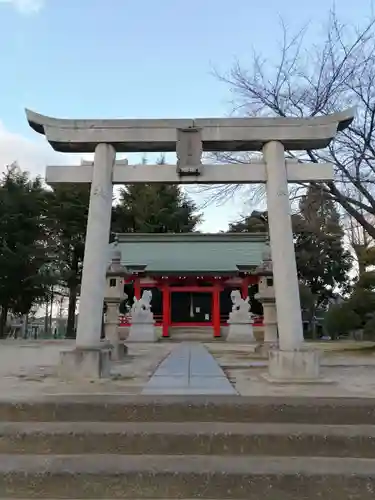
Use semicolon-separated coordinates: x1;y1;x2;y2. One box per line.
111;232;268;339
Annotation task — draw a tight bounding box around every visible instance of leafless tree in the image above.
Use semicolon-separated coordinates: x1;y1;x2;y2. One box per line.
209;10;375;239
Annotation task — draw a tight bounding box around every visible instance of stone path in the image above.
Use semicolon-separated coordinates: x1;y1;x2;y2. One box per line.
142;343;237;395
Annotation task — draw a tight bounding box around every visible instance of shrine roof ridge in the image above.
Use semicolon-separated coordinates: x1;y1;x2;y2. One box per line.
25;108;355;153
113;232;268;243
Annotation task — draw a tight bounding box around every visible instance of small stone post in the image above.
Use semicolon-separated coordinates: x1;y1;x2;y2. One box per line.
104;245;128;361
255;245;278;348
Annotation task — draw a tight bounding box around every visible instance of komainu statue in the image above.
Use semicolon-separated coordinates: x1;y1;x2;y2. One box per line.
127;289;157;343
227;290;255;343
131;290;153;320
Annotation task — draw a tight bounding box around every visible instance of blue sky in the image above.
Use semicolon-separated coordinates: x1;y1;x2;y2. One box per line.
0;0;373;231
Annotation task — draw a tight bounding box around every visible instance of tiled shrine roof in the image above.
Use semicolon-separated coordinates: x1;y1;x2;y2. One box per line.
109;232;267;275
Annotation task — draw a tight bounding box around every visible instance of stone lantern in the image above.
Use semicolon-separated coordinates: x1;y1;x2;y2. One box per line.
105;243;128;361
255;244;278;347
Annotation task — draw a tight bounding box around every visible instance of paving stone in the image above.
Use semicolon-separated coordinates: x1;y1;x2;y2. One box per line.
142;343;237;395
143;376;189;389
142;387;237;395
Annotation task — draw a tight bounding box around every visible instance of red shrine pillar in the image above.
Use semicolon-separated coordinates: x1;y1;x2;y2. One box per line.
134;277;141;299
162;283;170;337
241;276;249;298
213;281;221;338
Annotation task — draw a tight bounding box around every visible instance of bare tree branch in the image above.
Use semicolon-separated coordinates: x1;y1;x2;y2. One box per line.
209;9;375;239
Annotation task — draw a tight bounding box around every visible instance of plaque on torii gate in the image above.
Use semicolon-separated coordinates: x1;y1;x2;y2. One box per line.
176;127;202;176
25;108;355;381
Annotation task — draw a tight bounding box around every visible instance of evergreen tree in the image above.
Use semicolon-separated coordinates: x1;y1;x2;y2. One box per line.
112;158;202;233
293;185;352;336
0;165;53;337
47;184;90;338
294;185;352;309
228;210;268;233
228;195;352;334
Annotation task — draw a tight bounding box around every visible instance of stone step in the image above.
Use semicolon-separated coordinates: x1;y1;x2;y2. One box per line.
166;335;219;342
2;396;375;424
0;454;374;499
168;327;214;341
1;422;375;457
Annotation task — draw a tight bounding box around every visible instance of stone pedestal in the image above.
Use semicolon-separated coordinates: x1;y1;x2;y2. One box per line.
58;345;112;380
105;302;127;361
265;349;325;383
127;322;157;342
109;342;128;361
260;329;278;356
227;322;255;343
263;326;278;344
263;303;278;344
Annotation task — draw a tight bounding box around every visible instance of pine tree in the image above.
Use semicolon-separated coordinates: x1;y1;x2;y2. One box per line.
112;157;202;233
294;184;352;329
0;165;53;336
47;184;90;338
228;210;268;233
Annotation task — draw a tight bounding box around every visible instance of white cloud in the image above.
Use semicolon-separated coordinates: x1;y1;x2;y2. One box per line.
0;0;44;14
0;121;74;179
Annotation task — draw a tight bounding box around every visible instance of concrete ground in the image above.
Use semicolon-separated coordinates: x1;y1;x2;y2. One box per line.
0;339;174;398
206;342;375;397
1;339;375;398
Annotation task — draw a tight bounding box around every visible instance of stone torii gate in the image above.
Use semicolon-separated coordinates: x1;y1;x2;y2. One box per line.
26;108;355;381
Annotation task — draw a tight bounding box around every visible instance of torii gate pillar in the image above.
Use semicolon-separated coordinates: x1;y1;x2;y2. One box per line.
25;108;355;381
76;143;116;348
263;141;322;383
263;141;304;351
